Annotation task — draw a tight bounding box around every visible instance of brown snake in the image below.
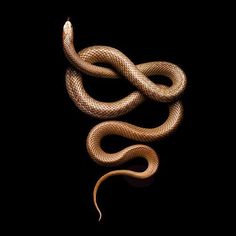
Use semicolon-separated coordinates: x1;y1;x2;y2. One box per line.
63;20;187;221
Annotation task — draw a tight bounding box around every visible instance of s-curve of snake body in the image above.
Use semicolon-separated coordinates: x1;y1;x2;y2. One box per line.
63;20;187;221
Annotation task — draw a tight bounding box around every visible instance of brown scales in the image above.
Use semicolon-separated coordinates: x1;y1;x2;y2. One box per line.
63;20;187;221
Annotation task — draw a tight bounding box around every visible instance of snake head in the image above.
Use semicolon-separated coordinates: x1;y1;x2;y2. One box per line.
63;20;73;42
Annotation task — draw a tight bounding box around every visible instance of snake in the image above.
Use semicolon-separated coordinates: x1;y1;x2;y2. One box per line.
63;20;187;221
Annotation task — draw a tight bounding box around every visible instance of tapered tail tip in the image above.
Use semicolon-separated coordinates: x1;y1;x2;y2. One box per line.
98;212;102;222
96;205;102;222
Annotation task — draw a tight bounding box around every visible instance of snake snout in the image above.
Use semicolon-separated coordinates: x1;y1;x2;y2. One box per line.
63;20;73;36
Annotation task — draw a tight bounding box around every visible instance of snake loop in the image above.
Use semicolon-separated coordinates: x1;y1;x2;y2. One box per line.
63;20;187;221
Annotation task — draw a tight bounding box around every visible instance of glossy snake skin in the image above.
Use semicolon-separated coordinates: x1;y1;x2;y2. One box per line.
63;20;187;221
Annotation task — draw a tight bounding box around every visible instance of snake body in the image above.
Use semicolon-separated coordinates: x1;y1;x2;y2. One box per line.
63;20;187;221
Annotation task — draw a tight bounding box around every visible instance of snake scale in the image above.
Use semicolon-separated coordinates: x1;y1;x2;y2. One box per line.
63;20;187;221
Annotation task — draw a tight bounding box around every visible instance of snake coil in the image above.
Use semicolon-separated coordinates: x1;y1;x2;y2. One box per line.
63;20;187;221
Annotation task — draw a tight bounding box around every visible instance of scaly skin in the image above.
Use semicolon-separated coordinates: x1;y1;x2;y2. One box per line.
63;20;186;221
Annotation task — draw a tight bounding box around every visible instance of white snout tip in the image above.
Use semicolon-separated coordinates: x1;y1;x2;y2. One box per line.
63;19;72;33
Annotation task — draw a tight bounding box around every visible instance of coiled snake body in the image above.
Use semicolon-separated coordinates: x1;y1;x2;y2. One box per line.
63;20;187;221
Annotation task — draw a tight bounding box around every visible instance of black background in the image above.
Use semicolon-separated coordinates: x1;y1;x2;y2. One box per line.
8;1;230;234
